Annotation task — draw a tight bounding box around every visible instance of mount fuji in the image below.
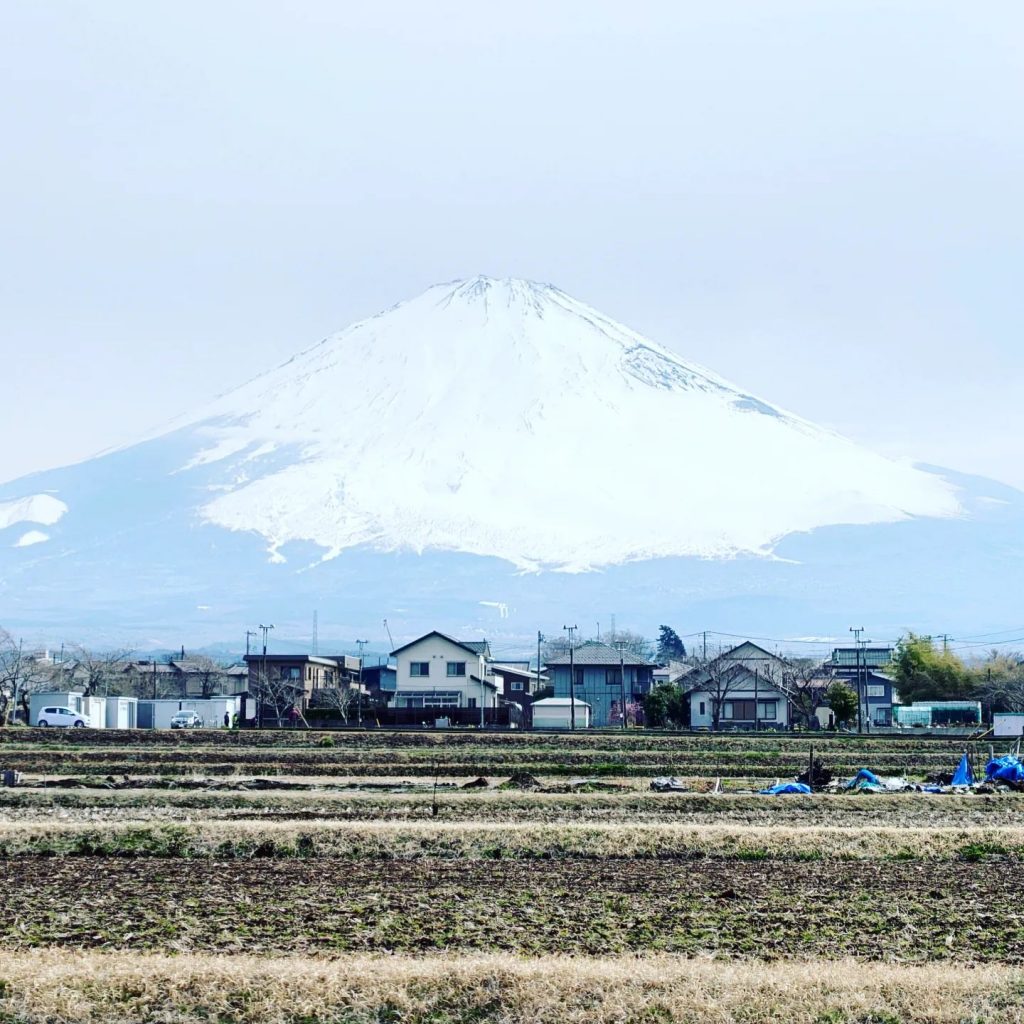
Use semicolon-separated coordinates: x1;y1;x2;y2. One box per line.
3;277;1022;647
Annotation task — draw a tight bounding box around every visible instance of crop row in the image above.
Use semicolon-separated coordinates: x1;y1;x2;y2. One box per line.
2;856;1022;961
0;819;1021;861
0;749;976;778
0;728;986;754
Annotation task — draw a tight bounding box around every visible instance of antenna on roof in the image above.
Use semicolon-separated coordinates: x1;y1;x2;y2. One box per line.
312;610;318;655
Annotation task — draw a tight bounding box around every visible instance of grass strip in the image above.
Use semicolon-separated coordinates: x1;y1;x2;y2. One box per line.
1;951;1022;1023
0;820;1021;860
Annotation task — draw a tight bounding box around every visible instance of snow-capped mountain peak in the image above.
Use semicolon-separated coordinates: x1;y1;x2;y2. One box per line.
144;277;960;570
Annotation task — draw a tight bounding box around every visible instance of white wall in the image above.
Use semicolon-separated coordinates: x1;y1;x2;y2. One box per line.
688;684;791;728
532;702;590;729
994;714;1024;738
105;697;138;729
29;692;106;727
141;697;240;729
393;635;494;709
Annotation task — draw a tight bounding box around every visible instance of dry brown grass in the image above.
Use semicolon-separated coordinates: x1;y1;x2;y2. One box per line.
4;787;1022;828
0;818;1021;860
1;951;1022;1023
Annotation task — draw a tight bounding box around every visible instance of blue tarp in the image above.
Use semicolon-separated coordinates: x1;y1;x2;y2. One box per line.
760;782;813;795
985;755;1024;784
845;769;882;789
952;752;975;786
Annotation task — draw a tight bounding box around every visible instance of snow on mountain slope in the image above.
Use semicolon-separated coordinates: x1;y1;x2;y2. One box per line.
0;494;67;532
146;276;959;570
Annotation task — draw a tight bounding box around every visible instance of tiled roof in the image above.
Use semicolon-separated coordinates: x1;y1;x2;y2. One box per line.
545;641;652;667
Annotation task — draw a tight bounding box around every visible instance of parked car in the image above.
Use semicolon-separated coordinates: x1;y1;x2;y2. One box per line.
170;710;203;729
37;706;87;728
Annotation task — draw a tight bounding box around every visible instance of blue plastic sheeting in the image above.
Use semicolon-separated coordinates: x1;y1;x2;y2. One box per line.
760;782;813;795
845;769;882;789
985;755;1024;784
951;752;974;786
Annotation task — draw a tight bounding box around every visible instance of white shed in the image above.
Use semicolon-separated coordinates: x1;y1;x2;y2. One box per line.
105;696;138;729
29;691;107;728
994;713;1024;738
532;697;591;730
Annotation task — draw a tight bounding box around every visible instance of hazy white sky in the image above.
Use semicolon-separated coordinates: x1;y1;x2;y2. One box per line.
2;1;1022;486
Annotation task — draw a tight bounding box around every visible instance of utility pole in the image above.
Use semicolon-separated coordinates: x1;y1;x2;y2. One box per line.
312;611;319;656
615;640;628;731
536;631;544;698
355;639;368;727
703;631;707;661
850;627;864;734
259;624;274;728
564;624;578;730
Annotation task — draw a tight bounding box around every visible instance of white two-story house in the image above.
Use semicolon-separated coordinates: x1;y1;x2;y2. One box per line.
390;631;499;712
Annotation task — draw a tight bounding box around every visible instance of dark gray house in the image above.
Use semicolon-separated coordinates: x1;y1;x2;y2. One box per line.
546;641;654;727
824;646;897;728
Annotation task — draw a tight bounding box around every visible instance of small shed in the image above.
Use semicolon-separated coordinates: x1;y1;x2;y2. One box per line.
994;713;1024;738
531;697;591;730
29;691;107;728
105;696;138;730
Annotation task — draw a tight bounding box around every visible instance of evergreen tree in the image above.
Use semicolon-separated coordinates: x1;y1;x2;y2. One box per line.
825;681;858;727
656;625;686;662
890;632;973;703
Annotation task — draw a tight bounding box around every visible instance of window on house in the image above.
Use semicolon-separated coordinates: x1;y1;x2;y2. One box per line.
724;700;756;720
286;667;301;680
573;667;584;687
410;662;430;677
606;668;623;685
699;701;706;716
446;661;466;677
467;697;477;709
401;691;460;709
511;680;524;691
866;685;885;698
757;700;777;721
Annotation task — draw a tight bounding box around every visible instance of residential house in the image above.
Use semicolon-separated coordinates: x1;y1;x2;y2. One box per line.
824;646;897;728
490;662;546;724
681;642;794;730
243;653;362;724
545;642;654;727
390;632;499;715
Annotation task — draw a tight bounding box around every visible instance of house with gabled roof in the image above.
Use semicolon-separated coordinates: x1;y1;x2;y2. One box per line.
545;641;654;727
679;641;795;731
390;631;498;714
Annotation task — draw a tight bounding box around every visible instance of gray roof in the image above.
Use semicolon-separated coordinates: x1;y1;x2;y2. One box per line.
390;631;489;659
545;641;652;667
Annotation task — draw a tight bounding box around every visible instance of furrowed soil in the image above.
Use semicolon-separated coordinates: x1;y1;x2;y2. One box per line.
3;729;1022;1022
2;856;1021;961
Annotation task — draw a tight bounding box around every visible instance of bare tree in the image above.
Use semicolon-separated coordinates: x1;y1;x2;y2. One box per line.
72;645;134;697
309;684;359;724
0;631;52;725
253;667;307;728
773;658;830;729
681;645;749;731
974;651;1024;713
